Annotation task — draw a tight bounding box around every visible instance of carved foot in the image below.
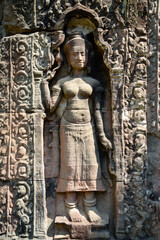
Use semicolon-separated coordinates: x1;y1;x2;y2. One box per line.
83;197;102;223
65;198;83;222
84;205;102;223
66;207;83;222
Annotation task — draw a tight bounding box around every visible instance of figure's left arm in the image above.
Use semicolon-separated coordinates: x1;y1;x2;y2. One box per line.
93;83;112;151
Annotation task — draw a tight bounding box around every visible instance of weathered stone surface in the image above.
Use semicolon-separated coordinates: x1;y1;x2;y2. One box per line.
3;0;35;34
0;0;159;239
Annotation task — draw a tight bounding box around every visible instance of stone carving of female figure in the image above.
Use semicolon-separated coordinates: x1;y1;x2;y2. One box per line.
42;33;112;223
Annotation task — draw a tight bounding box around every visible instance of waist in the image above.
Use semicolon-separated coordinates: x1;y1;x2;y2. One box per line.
66;99;90;110
63;109;91;124
61;117;94;129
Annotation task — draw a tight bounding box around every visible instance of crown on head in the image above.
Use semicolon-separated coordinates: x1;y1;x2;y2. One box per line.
64;32;91;55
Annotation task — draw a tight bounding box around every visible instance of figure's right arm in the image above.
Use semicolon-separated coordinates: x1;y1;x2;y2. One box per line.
42;80;62;113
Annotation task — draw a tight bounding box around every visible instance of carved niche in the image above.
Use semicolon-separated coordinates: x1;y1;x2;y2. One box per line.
42;4;125;240
0;0;159;240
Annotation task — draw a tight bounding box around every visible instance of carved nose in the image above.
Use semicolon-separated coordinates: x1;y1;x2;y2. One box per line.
77;53;82;60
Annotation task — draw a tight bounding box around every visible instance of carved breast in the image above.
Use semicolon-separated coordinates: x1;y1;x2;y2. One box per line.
63;79;93;99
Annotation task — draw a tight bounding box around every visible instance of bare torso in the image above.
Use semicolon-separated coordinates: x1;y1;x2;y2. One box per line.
61;77;95;124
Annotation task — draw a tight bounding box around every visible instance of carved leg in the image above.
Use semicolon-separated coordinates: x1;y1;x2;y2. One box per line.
65;192;82;222
84;192;102;223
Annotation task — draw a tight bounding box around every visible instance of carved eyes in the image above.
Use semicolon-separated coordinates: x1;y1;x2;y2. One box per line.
72;52;85;57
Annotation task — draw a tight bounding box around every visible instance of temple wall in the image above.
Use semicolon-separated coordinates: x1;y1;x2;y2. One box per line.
0;0;159;239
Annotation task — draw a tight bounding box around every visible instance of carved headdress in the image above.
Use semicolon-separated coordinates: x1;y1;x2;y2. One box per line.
63;32;92;56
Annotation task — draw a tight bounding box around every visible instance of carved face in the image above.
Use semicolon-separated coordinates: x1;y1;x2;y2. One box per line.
68;44;88;70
